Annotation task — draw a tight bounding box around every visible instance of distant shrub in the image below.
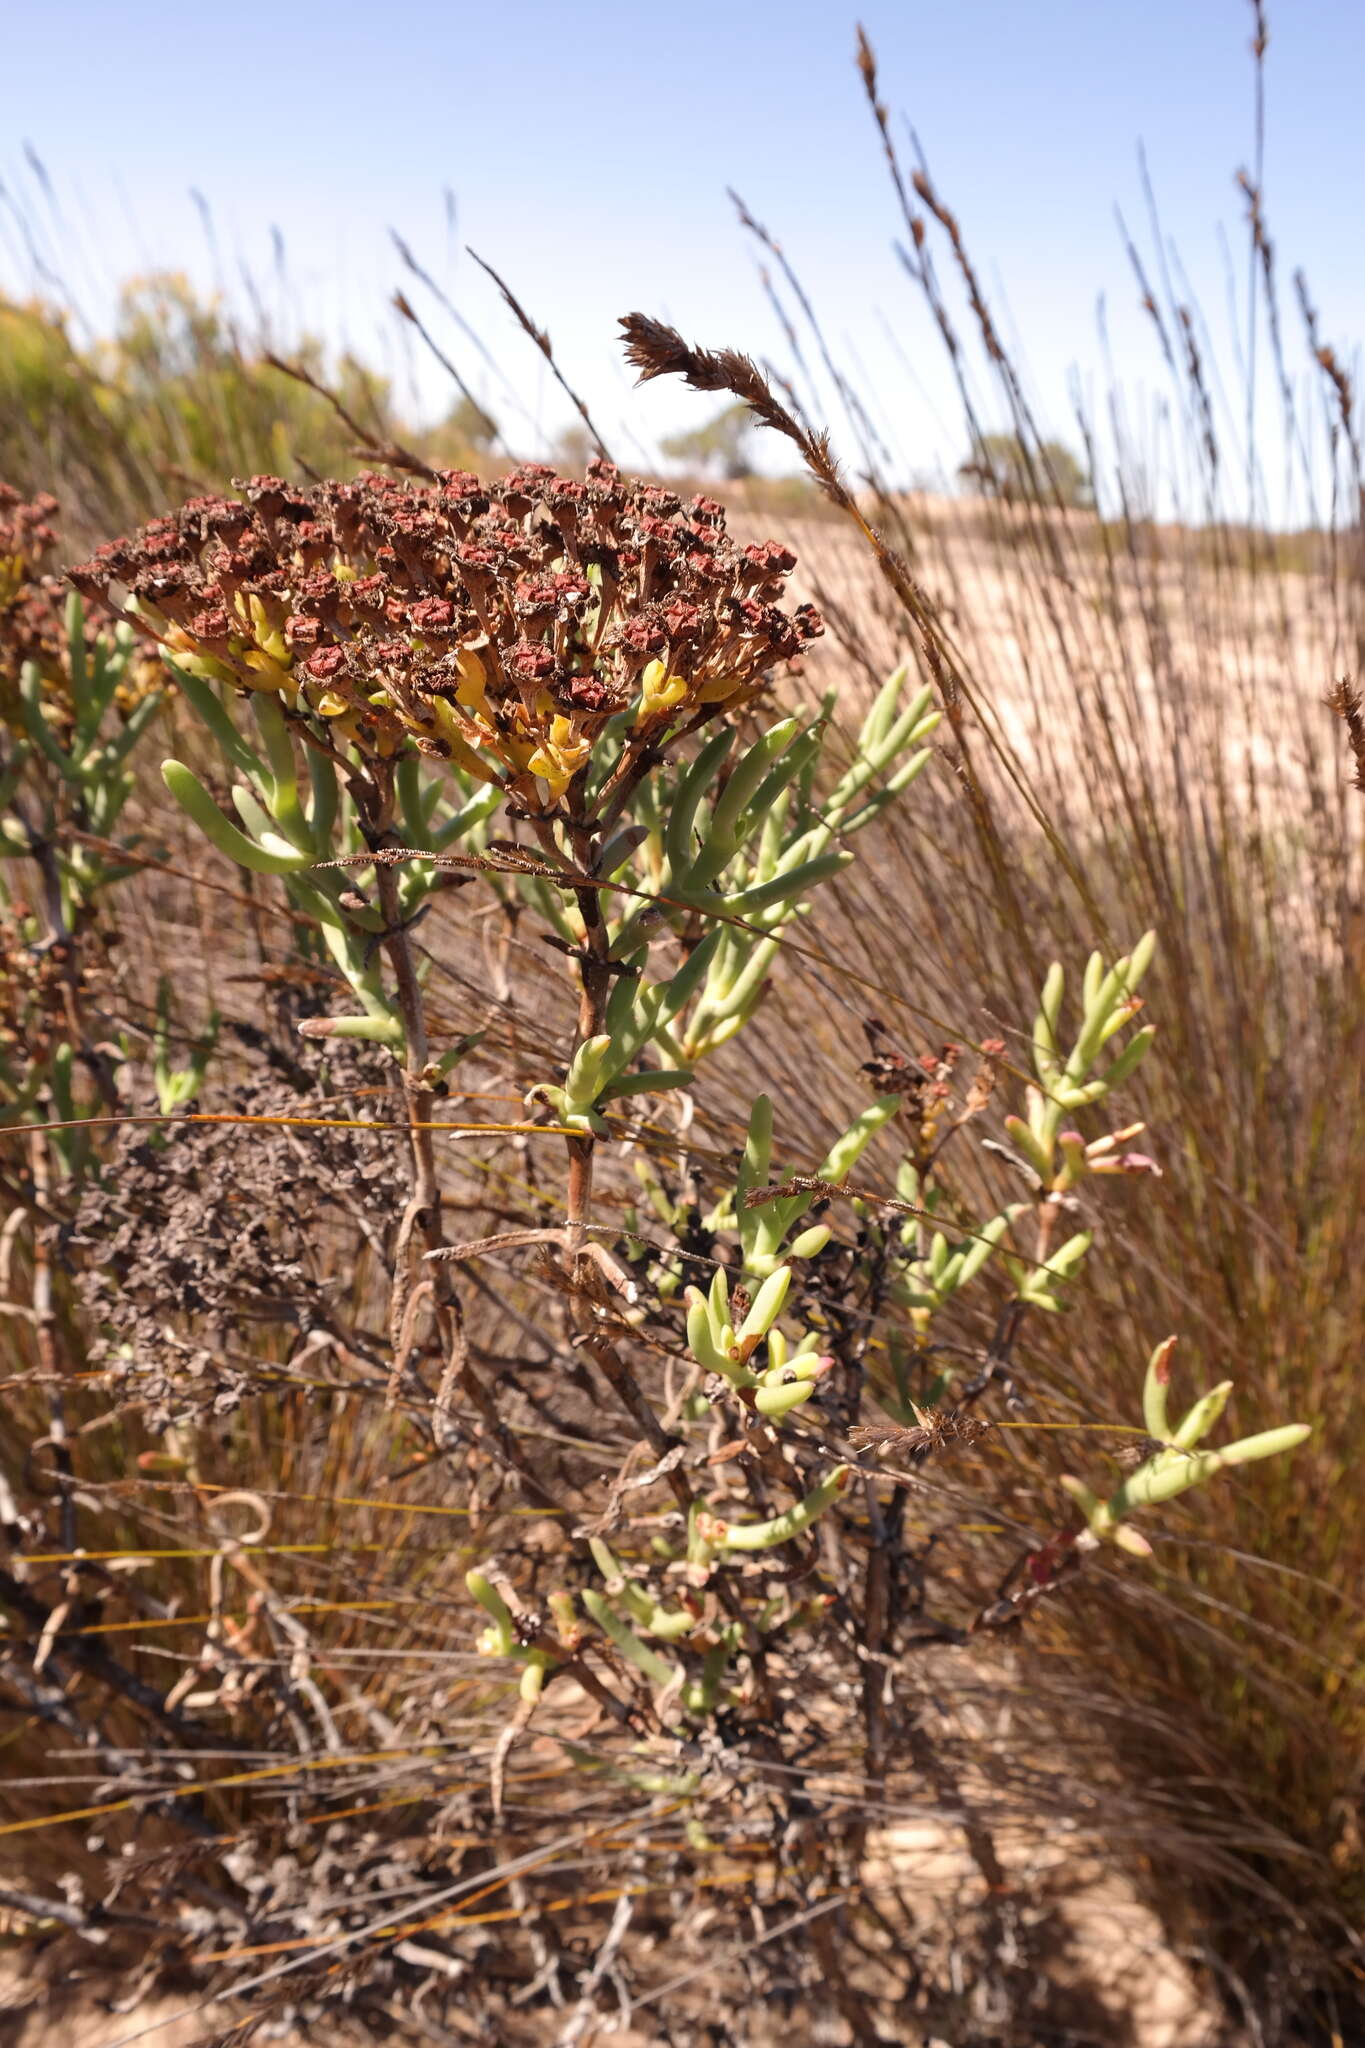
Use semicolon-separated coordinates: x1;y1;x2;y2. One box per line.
959;429;1094;510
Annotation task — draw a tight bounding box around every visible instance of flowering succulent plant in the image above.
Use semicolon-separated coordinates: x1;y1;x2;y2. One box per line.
0;394;1322;2042
0;422;1300;2038
1;485;169;1160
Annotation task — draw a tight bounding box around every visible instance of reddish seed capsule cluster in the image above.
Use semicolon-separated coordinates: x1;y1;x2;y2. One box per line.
0;482;155;733
0;897;112;1074
1;486;67;718
72;462;823;807
0;483;59;602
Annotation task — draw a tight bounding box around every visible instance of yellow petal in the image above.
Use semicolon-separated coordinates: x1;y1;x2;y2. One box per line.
242;649;295;691
454;646;491;717
638;659;690;722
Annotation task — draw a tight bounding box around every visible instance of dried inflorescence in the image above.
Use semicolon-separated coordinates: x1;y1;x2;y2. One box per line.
70;1044;406;1428
1;486;64;728
0;899;120;1094
0;484;58;612
2;905;75;1072
1;574;72;719
0;482;157;733
847;1409;993;1464
70;462;822;806
1327;675;1365;793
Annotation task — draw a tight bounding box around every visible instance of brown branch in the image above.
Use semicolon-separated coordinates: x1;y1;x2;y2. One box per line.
469;251;614;462
261;352;437;481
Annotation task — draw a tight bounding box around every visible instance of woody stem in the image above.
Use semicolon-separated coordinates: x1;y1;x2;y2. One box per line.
564;821;612;1258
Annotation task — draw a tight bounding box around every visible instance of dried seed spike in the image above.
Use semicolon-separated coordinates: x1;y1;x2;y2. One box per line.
1327;676;1365;792
744;1172;839;1209
848;1408;991;1465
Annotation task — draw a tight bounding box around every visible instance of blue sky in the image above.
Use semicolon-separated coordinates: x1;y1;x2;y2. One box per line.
4;1;1362;514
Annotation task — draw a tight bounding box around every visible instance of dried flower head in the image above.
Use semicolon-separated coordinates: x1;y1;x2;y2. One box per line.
1;485;64;730
0;897;114;1092
70;1042;405;1429
0;484;58;611
847;1408;991;1465
71;463;822;810
1327;675;1365;793
0;483;157;734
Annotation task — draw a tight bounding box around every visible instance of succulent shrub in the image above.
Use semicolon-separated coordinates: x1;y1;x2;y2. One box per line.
65;458;1311;1715
0;453;1312;2039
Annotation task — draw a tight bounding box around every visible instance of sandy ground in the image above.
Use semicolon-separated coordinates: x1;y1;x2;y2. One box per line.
767;497;1358;817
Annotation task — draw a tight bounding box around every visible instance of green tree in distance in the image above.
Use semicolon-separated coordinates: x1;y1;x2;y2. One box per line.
959;430;1093;510
550;423;596;471
436;393;499;460
660;400;756;481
